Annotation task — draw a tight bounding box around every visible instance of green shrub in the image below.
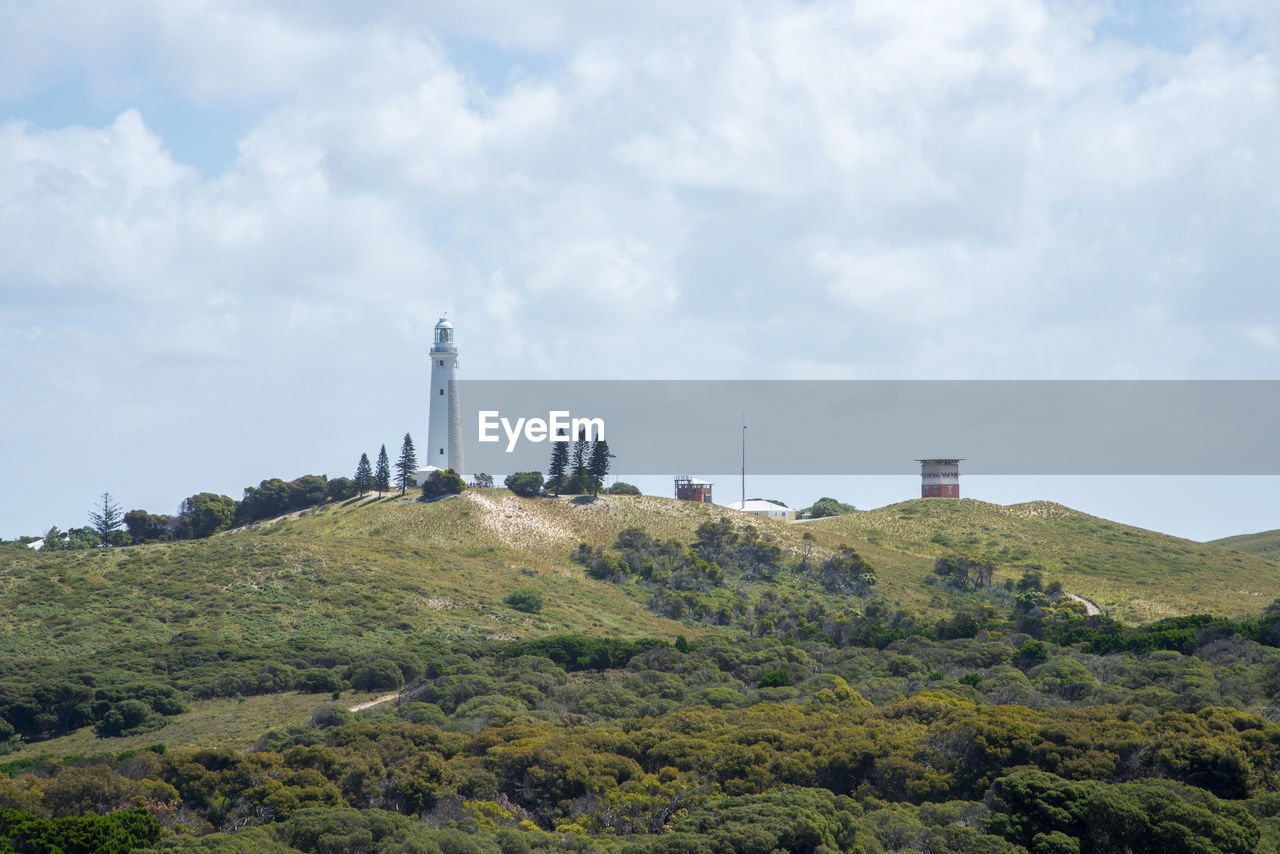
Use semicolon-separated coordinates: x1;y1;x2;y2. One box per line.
504;472;544;498
297;669;344;694
421;469;466;500
504;589;544;614
348;659;404;691
606;481;641;495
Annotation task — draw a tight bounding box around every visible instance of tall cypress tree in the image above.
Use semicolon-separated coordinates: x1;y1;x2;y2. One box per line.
395;433;418;494
547;428;569;496
587;438;611;495
354;453;373;496
374;445;392;496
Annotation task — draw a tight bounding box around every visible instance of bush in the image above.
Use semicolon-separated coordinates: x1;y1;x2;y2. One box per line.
757;668;792;688
606;481;641;495
422;469;466;500
348;659;405;691
802;496;855;518
504;471;544;498
504;589;544;614
297;669;344;694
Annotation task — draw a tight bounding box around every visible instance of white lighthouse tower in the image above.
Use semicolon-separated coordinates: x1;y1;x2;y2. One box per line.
420;314;465;483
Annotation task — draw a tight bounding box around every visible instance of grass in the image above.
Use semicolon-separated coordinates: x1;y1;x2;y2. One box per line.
807;498;1280;622
6;490;1279;758
0;690;393;762
1211;528;1280;564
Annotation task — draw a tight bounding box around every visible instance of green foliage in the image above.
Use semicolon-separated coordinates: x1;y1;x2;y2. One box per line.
326;477;356;502
642;789;867;854
987;769;1259;854
504;472;544;498
606;481;641;495
547;430;569;496
395;433;418;494
586;439;611;496
375;445;392;496
802;496;855;518
0;807;158;854
422;469;465;500
123;509;173;543
178;492;238;538
347;658;405;692
932;553;995;590
88;492;124;546
756;668;791;688
354;453;373;496
503;589;543;614
813;545;877;594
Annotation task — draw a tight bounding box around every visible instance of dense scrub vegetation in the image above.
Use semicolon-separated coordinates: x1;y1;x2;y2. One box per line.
8;514;1280;851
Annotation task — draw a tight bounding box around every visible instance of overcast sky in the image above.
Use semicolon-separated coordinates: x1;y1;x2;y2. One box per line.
2;0;1277;541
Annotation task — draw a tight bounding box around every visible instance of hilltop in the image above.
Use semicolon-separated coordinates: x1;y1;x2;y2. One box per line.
4;490;1280;761
806;498;1280;622
1211;528;1280;564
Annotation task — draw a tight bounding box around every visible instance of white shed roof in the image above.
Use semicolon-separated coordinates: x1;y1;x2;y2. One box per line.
724;500;790;513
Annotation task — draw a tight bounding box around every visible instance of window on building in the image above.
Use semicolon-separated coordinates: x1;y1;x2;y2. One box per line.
439;388;444;395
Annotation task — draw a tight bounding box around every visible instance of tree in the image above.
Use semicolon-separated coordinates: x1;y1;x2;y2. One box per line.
813;545;877;594
88;492;123;546
569;428;590;493
505;471;544;497
123;510;173;543
326;477;356;501
395;433;418;494
547;428;570;496
354;453;373;496
587;438;612;495
177;493;237;538
374;445;391;496
607;481;641;495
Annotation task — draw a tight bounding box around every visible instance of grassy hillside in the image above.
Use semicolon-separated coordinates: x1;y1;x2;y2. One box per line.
1212;528;1280;564
5;490;1279;760
806;498;1280;622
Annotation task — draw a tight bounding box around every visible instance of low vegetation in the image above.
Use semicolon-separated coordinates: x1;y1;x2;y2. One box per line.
7;493;1280;851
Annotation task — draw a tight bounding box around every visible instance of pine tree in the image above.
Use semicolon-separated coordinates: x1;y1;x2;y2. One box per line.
395;433;418;494
374;445;392;496
88;492;123;546
587;438;611;495
569;428;590;493
354;453;373;496
547;428;570;496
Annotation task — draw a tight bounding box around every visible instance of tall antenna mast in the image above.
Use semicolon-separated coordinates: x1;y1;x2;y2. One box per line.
741;413;746;509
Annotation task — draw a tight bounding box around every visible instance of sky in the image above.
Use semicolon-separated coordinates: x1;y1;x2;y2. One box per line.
1;0;1277;542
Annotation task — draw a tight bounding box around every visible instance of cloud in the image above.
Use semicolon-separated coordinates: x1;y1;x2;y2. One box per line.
1;0;1279;537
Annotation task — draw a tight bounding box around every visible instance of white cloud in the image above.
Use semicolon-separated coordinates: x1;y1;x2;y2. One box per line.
2;0;1280;537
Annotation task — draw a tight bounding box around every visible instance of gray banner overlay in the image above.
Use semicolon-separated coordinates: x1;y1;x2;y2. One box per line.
456;381;1279;475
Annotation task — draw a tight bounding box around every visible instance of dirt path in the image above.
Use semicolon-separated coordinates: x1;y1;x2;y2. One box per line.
1064;592;1101;616
348;692;399;713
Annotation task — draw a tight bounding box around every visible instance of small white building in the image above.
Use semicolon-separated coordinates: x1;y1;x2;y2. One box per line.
724;499;795;521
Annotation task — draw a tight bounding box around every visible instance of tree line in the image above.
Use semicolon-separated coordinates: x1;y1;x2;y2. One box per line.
41;434;425;549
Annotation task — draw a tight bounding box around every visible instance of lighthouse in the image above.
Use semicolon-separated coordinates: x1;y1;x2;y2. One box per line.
423;315;465;481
